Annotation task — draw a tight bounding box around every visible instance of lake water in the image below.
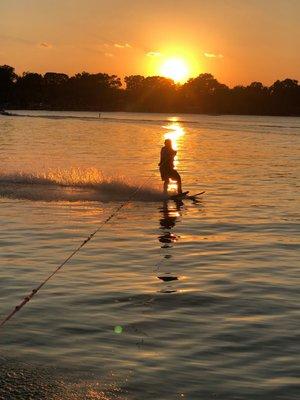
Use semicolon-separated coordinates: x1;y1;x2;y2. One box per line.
0;111;299;399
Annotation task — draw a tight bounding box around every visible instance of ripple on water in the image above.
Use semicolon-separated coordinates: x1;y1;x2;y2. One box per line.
0;114;299;399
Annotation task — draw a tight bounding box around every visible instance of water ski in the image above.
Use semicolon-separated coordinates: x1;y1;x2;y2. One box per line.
168;191;189;201
187;191;205;200
169;190;205;201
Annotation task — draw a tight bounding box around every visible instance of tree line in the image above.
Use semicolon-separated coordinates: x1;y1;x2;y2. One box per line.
0;64;299;115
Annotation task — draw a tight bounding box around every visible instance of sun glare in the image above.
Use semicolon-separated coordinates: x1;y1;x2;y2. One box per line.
162;122;185;192
163;123;185;151
160;58;189;83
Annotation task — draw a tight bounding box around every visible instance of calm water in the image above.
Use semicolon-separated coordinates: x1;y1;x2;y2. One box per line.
0;112;299;399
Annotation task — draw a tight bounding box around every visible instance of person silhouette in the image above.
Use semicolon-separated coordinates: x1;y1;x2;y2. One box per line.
158;138;183;195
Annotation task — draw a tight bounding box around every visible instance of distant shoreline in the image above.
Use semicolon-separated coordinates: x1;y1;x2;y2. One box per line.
1;66;299;117
1;109;299;117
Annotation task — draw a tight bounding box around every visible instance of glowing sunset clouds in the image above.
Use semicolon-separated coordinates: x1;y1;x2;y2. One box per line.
0;1;299;85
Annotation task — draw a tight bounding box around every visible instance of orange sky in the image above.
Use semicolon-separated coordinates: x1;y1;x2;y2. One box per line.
0;0;299;86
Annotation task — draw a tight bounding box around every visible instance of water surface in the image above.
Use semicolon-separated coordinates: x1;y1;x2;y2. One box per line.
0;112;299;399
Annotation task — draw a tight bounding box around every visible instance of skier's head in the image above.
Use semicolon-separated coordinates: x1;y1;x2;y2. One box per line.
164;138;172;148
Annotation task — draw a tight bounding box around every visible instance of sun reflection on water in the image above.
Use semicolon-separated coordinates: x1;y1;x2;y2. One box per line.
162;123;185;151
162;123;185;192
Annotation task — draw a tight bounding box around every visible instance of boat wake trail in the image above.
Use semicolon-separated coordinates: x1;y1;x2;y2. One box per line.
0;168;163;202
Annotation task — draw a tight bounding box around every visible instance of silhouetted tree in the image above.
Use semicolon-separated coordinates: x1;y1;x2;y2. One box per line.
125;75;177;112
43;72;69;108
15;72;44;108
44;72;69;86
269;79;300;115
62;72;122;110
181;73;229;113
1;64;299;115
124;75;145;92
246;82;269;114
0;65;17;107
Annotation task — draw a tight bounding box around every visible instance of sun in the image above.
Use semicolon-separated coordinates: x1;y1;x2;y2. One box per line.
160;58;189;83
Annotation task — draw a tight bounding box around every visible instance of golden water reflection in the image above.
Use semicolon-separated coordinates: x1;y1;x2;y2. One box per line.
162;123;185;192
157;200;183;293
162;123;185;151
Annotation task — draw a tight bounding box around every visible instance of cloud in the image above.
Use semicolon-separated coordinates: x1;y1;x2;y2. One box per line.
39;42;53;49
104;52;114;58
0;34;33;45
114;43;131;49
0;35;54;49
146;51;161;57
204;52;223;59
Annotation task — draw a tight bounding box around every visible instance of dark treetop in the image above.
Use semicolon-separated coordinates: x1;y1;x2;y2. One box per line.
1;65;299;116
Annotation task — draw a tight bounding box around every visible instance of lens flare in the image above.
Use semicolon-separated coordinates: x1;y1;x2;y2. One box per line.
114;325;123;334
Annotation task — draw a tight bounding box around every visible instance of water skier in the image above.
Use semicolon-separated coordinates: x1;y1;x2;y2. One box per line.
159;138;183;195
